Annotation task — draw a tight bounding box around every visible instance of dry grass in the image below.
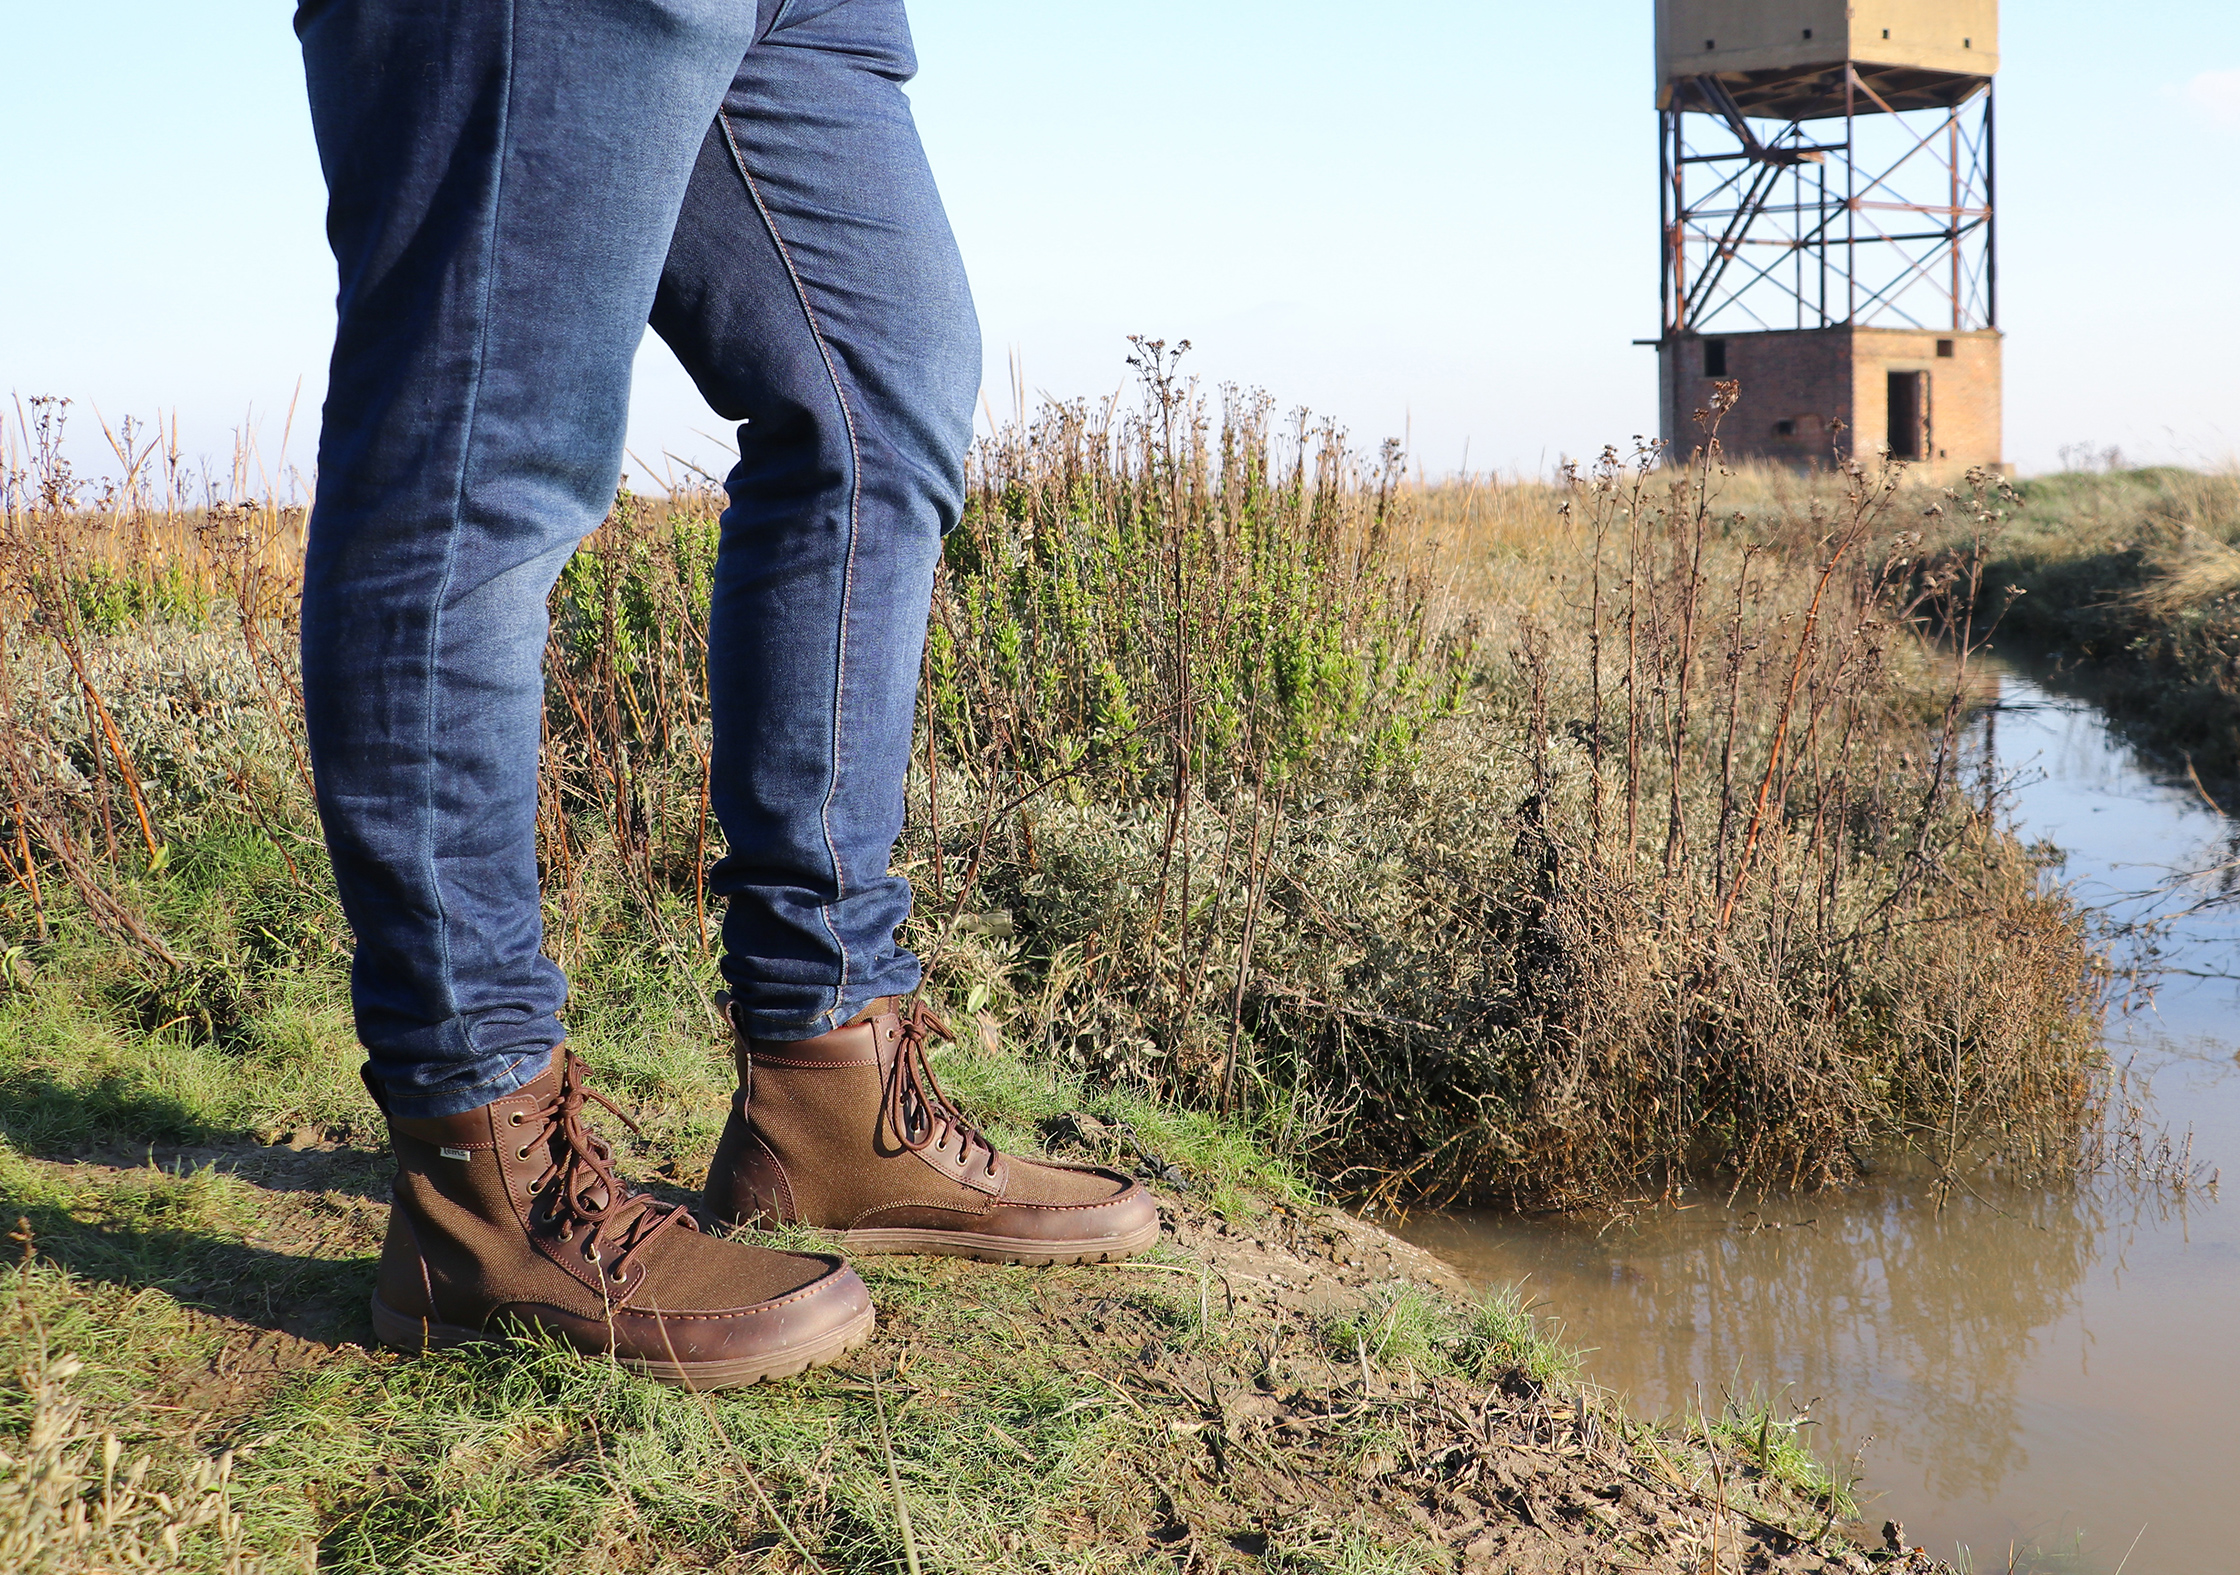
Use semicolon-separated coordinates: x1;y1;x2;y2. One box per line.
2;1263;263;1574
1273;425;2102;1205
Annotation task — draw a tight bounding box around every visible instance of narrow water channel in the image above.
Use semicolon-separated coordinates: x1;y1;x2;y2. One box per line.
1396;661;2240;1573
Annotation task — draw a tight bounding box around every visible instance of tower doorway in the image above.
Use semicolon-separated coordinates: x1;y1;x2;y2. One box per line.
1886;370;1928;460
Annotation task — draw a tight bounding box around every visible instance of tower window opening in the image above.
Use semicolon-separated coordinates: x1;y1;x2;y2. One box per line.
1883;28;1890;38
1703;339;1727;378
1964;37;1972;47
1936;339;1955;358
1705;38;1715;49
1802;28;1812;39
1887;372;1927;461
1774;419;1797;438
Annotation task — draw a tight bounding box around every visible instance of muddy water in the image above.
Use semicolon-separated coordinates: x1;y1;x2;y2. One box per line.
1396;663;2240;1573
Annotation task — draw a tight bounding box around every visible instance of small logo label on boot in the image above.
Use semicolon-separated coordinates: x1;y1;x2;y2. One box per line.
439;1146;473;1161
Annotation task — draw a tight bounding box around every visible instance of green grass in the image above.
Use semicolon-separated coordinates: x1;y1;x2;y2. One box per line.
0;1140;257;1292
1453;1284;1582;1390
0;1245;1137;1574
931;1028;1313;1219
0;799;371;1160
1701;1387;1857;1526
0;990;370;1157
231;1294;1128;1574
0;902;1872;1575
0;1172;1465;1575
0;831;1328;1575
1322;1281;1581;1392
0;954;1616;1575
1323;1283;1452;1372
0;1257;216;1425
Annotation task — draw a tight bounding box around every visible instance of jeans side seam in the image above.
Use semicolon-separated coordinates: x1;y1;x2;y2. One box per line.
418;0;521;1042
716;110;863;1031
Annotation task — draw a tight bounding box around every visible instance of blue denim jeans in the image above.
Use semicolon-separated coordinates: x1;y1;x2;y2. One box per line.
296;0;979;1118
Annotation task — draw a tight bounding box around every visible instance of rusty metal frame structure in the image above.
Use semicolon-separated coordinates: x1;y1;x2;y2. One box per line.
1659;67;1995;338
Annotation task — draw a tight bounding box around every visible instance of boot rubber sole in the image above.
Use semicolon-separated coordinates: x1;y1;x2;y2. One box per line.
369;1296;875;1389
835;1214;1162;1266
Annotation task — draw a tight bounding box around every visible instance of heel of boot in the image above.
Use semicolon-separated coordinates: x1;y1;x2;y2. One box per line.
705;1116;796;1231
371;1296;489;1353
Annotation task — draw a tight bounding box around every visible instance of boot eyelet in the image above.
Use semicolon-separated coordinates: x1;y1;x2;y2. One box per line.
558;1223;574;1242
584;1245;601;1264
609;1266;628;1284
508;1111;523;1126
516;1144;531;1160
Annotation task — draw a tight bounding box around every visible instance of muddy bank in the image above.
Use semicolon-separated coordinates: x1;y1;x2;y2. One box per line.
1134;1198;1944;1573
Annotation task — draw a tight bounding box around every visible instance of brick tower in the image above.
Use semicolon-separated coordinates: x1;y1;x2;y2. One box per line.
1650;1;2001;478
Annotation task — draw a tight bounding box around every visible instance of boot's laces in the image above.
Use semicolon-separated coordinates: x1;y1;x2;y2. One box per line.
881;1002;998;1178
527;1051;693;1283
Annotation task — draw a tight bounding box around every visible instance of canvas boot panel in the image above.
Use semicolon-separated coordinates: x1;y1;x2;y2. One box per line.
706;997;1161;1265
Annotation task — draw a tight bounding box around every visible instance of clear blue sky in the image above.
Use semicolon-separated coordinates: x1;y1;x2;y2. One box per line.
5;2;2236;486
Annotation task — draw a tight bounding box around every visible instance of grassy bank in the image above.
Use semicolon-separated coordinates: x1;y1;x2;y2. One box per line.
1;1086;1922;1575
0;376;2090;1567
1931;465;2240;792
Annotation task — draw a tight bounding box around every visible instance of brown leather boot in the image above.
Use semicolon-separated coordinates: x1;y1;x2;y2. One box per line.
369;1050;873;1387
706;998;1161;1265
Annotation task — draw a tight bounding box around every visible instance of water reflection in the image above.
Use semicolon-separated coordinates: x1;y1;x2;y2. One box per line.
1395;659;2239;1573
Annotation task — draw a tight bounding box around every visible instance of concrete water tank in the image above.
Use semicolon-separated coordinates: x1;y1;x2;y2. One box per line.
1656;0;1998;103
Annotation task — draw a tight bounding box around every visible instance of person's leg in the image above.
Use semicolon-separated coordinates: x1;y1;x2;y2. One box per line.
296;0;873;1382
297;0;760;1116
655;2;1156;1262
649;0;978;1040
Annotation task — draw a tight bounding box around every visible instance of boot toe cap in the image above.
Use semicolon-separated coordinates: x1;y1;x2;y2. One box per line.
610;1252;875;1379
990;1165;1162;1250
